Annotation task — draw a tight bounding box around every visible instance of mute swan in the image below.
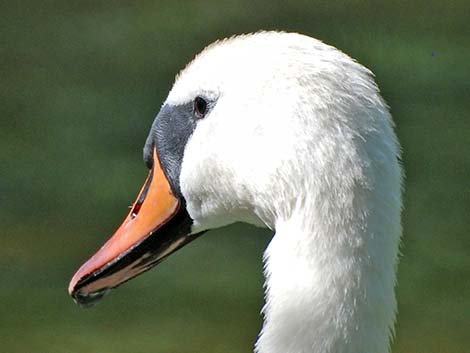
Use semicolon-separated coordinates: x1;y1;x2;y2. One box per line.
69;31;402;353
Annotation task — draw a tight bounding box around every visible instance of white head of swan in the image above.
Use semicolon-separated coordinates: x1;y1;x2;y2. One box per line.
69;31;402;353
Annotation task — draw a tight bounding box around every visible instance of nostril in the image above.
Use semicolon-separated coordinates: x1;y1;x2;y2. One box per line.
131;202;143;219
130;168;154;219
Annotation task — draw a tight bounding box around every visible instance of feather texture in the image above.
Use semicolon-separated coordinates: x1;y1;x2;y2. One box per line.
166;32;402;353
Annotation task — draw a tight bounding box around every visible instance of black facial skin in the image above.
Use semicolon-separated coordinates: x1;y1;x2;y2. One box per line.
144;96;214;198
144;102;197;198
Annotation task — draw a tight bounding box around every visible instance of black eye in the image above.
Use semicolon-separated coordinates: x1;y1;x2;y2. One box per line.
194;96;208;119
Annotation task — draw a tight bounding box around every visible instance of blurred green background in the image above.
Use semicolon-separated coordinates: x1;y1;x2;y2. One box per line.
1;1;469;352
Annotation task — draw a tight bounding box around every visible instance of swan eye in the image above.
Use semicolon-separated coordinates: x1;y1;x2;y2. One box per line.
194;96;208;119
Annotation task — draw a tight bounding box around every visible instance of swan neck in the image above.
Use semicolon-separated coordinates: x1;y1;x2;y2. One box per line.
255;212;398;353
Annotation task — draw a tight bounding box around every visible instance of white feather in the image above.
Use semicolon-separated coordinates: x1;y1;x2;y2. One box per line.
168;32;402;353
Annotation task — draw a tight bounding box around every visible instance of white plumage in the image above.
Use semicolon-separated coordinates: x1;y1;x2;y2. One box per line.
170;32;402;353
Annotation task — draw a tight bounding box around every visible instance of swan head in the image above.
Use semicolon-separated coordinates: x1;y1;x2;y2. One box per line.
69;32;401;352
153;32;398;234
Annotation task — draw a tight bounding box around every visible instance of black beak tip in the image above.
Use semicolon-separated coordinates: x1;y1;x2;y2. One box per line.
71;287;110;308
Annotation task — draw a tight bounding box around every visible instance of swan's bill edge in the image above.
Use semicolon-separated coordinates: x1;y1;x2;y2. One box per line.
68;149;197;306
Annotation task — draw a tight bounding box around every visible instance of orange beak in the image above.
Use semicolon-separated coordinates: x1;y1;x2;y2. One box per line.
69;148;198;306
